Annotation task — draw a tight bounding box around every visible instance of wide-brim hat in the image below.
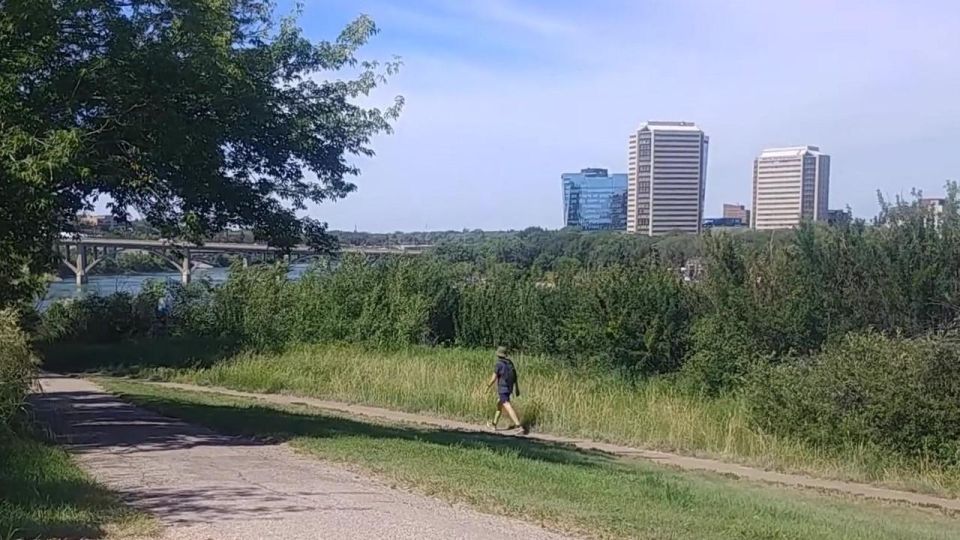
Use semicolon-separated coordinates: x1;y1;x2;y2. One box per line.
496;346;510;358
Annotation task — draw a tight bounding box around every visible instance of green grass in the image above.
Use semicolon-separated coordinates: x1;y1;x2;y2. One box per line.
0;430;156;539
99;378;960;540
73;341;960;499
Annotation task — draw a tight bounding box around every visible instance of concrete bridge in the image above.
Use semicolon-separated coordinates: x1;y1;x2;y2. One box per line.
56;237;430;285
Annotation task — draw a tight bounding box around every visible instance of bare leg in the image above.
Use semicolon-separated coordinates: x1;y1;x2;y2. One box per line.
490;403;503;428
501;402;521;428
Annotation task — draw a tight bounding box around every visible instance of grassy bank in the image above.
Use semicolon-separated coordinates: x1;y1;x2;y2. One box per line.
100;379;960;539
0;431;156;539
62;341;960;498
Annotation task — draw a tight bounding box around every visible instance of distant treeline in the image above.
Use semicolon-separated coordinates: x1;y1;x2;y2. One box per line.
75;218;792;258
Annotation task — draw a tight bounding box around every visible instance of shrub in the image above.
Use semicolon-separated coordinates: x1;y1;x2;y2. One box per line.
748;331;960;463
682;314;763;394
207;263;292;348
0;310;36;427
455;264;558;352
553;266;693;375
38;288;164;344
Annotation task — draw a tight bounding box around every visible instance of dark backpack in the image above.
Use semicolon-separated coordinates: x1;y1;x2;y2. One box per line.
497;358;517;390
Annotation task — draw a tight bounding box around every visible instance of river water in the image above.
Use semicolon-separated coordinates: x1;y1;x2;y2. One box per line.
43;264;312;305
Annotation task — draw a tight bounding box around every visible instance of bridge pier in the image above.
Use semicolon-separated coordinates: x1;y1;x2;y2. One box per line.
180;250;191;285
75;246;88;286
60;244;90;286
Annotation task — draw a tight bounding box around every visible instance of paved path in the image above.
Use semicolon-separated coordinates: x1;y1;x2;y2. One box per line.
148;380;960;513
31;375;567;540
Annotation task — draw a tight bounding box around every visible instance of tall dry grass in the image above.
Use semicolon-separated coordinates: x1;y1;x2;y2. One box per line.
141;343;960;497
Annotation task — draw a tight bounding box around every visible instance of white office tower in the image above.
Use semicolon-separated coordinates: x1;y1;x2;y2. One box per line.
627;121;709;235
751;146;830;230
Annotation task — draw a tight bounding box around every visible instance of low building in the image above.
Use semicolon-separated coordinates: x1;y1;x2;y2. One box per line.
703;217;746;230
920;198;946;228
827;209;852;226
920;198;946;212
76;214;116;229
722;203;750;226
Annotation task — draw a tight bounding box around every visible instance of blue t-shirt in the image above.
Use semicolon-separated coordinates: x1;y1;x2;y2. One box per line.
494;357;517;395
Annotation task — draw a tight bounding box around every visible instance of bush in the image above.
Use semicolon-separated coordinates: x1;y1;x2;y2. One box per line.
748;331;960;463
553;266;693;375
455;264;560;352
682;314;763;394
38;286;165;344
206;263;292;348
0;310;36;427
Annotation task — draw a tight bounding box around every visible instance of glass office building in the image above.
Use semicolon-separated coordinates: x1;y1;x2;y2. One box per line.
562;168;628;230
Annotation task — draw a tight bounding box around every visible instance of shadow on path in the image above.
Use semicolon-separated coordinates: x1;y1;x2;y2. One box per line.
28;376;568;539
29;389;262;454
107;385;615;470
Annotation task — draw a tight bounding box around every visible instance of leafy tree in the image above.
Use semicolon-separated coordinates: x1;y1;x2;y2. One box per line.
0;1;402;308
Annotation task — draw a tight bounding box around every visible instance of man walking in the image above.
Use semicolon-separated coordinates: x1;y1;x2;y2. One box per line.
486;346;525;433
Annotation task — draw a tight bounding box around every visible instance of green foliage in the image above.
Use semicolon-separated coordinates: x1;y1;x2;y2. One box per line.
0;2;401;308
681;234;763;393
36;184;960;467
0;432;155;538
454;264;560;352
38;288;165;344
40;255;695;375
749;331;960;464
683;314;762;395
683;187;960;393
0;310;36;428
549;266;693;375
104;380;960;540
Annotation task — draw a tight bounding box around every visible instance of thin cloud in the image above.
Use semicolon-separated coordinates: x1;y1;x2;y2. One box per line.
300;0;960;231
455;0;581;37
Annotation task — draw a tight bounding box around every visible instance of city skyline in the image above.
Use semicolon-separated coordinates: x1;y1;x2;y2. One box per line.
92;1;960;232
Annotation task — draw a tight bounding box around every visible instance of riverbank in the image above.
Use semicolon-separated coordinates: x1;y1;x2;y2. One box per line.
40;264;313;306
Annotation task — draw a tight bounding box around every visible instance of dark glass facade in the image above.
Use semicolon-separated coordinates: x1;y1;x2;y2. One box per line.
562;168;628;230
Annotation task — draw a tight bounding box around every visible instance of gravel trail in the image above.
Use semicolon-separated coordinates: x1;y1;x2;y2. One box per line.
32;375;568;540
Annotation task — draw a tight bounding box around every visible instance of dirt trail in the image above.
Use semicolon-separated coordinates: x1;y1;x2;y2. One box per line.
31;375;568;540
147;380;960;513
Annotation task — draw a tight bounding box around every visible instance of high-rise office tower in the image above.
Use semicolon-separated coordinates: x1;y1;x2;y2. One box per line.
627;121;709;235
561;168;628;230
751;146;830;230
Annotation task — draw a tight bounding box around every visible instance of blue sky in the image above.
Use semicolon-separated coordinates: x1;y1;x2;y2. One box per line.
289;1;959;230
